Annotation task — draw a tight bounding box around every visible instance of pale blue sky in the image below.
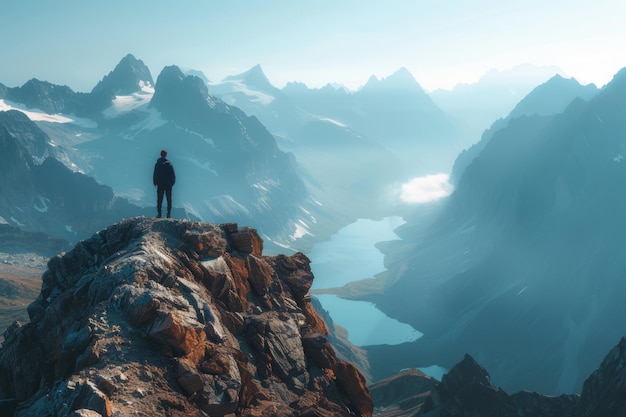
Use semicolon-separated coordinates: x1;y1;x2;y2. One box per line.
1;0;625;92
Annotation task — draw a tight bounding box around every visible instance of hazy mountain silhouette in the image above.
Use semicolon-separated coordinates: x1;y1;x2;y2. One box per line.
282;68;460;176
431;64;563;147
451;74;599;182
358;67;626;395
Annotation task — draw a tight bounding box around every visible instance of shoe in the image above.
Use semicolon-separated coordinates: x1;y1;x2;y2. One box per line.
166;212;171;218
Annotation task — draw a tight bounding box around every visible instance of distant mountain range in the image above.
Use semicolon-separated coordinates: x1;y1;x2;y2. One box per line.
431;64;566;144
352;67;626;395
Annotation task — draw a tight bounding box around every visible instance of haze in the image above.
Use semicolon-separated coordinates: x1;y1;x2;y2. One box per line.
2;0;625;92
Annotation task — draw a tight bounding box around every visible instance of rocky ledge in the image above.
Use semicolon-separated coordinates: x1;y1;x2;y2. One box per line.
0;217;373;416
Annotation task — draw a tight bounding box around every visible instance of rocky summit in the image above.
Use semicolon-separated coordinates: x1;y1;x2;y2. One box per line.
0;217;372;417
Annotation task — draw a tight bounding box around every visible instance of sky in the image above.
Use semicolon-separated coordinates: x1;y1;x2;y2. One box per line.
1;0;625;92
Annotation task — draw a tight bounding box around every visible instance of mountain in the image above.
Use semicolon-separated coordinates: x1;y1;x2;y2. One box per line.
451;74;599;182
0;217;373;416
80;64;309;246
431;64;563;144
203;65;406;245
283;68;460;176
0;110;149;244
372;337;626;417
347;67;626;395
91;53;153;96
0;79;110;119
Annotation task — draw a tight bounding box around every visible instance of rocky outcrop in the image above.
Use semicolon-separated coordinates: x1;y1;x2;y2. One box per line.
385;339;626;417
573;337;626;417
369;369;437;417
0;217;372;416
419;355;578;417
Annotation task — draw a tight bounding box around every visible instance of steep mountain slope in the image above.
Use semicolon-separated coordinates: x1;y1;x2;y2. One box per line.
431;64;562;144
91;53;154;96
359;67;626;395
0;217;373;416
0;110;147;243
451;75;599;182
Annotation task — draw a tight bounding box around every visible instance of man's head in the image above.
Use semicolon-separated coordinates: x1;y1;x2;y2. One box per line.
161;149;168;158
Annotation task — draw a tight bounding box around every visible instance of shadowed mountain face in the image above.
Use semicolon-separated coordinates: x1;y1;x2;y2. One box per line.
365;67;626;395
0;110;149;244
0;217;373;416
371;338;626;417
451;75;599;183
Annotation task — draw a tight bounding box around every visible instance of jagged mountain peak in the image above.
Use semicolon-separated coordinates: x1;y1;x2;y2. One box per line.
0;217;373;416
91;53;154;96
224;64;278;93
359;67;426;95
150;65;214;119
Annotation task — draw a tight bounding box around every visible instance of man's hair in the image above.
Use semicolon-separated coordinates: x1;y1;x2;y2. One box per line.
160;149;168;157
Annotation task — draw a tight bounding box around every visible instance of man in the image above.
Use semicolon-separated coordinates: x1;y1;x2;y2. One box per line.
153;149;176;218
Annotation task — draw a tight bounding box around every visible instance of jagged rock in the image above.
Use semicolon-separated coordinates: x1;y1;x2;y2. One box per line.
413;353;586;417
369;369;437;417
0;217;372;416
573;337;626;417
91;53;153;96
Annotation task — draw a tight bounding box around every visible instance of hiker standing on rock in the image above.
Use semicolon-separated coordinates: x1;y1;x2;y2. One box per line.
153;149;176;218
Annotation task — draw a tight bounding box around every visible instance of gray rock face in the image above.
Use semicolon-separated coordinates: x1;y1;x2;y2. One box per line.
0;217;373;416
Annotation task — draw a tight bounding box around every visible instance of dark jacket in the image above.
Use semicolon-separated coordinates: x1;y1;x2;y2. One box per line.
153;157;176;186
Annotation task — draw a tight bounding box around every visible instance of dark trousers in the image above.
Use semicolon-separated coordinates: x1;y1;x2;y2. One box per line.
156;184;173;217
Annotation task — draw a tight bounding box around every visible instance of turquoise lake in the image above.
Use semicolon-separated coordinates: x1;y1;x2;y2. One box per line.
308;217;423;346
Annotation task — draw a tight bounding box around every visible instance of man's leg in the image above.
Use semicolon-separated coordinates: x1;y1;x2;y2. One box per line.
156;186;165;218
165;186;173;218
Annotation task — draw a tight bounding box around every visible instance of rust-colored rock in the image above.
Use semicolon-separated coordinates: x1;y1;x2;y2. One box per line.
0;217;372;416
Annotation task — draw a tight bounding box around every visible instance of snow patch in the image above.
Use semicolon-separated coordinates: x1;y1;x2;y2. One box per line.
129;108;167;132
102;85;154;118
317;116;347;128
33;196;51;213
292;220;312;239
10;217;25;227
210;80;275;105
0;99;97;128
